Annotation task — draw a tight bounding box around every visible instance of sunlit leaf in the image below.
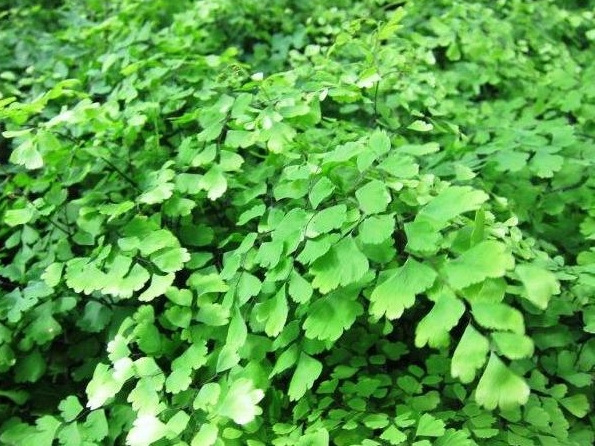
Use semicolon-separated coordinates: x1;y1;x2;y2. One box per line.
370;258;437;320
475;353;530;410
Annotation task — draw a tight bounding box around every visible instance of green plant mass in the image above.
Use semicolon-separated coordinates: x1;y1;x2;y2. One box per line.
1;0;594;445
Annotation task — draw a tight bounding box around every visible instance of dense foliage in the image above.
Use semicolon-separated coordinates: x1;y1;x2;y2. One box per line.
1;0;594;445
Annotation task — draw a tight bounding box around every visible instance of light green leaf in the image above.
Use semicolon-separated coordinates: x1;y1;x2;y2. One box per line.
138;181;174;204
227;307;248;348
139;273;174;302
380;425;407;445
57;422;82;446
165;367;192;394
451;324;489;383
253;286;288;337
237;272;262;305
378;154;419;179
288;270;313;303
237;203;266;225
191;423;218;446
288;353;323;401
404;221;441;253
199;165;227;200
219;150;244;171
188;272;229;296
308;204;347;236
196;303;229;326
58;396;83;422
296;428;330;446
472;302;524;334
303;288;363;342
475;353;530;410
297;234;339;265
515;264;560;310
165;287;193;306
4;207;35;227
407;120;433;132
126;414;167;446
216;344;241;373
358;214;395;244
270;344;300;378
165;410;190;438
368;129;392;156
416;186;488;230
416;413;445;437
415;290;465;348
218;378;264;425
193;382;221;411
356;180;391;214
151;247;190;273
128;379;161;414
444;241;514;289
309;177;335;209
559;394;590;418
255;239;284;269
310;236;369;293
370;258;437;320
83;409;109;442
10;138;43;169
86;363;124;410
41;262;64;287
491;332;534;359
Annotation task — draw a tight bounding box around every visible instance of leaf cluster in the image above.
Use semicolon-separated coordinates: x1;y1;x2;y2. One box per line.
1;1;593;445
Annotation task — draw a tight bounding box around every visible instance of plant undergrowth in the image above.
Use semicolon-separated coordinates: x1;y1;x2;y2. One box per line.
0;0;593;445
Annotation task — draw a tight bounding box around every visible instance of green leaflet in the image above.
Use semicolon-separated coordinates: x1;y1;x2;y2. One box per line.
288;353;323;401
218;378;265;425
199;164;228;200
138;273;174;302
58;396;83;422
416;186;488;230
405;221;442;253
491;332;534;360
475;353;530;410
86;363;126;410
415;289;465;348
408;119;433;132
307;204;348;236
303;288;363;342
443;241;515;290
355;180;391;214
151;247;190;273
472;302;525;334
9;137;43;169
252;286;289;337
216;307;248;372
451;324;490;383
270;344;300;378
559;394;590;418
4;206;36;226
126;414;168;446
358;214;395;245
370;258;437;320
309;177;336;209
288;270;313;303
515;264;560;309
378;154;419;179
191;423;218;446
416;413;445;437
310;236;369;293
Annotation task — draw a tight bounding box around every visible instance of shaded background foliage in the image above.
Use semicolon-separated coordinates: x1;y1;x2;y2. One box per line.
0;0;594;445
